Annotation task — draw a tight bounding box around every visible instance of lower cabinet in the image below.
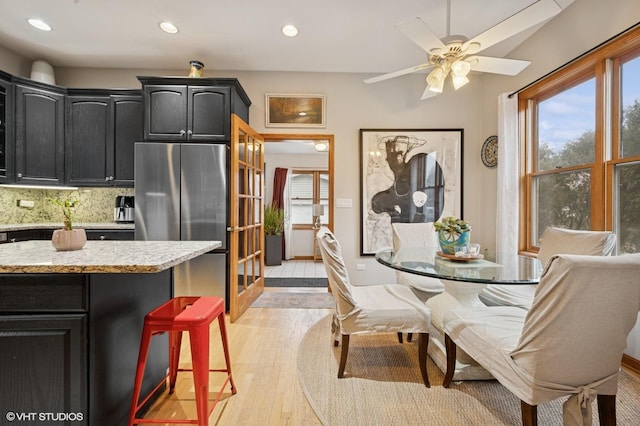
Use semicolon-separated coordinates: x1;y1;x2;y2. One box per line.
0;272;171;426
85;229;134;240
0;315;87;419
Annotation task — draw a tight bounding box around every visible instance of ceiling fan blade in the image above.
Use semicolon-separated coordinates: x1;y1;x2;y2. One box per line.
396;17;446;54
364;63;433;84
462;0;562;54
467;56;531;76
421;86;440;100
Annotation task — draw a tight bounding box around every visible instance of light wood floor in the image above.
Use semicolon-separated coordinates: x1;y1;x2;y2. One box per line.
138;289;330;425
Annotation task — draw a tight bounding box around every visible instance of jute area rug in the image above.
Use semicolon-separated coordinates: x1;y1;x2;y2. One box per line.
297;314;640;425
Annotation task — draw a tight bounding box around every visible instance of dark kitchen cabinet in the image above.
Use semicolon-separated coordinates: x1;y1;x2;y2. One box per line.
14;78;66;186
85;229;134;240
0;276;87;421
0;72;14;183
0;315;87;419
66;90;142;187
138;76;250;142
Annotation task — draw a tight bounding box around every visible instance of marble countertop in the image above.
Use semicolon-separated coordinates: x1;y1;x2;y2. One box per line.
0;222;135;232
0;240;221;274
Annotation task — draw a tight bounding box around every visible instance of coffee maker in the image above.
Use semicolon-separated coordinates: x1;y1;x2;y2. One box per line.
114;196;135;223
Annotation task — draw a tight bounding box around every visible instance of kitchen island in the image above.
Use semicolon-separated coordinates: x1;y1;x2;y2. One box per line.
0;240;221;425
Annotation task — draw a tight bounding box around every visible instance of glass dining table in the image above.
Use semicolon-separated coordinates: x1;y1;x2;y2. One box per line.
375;247;544;284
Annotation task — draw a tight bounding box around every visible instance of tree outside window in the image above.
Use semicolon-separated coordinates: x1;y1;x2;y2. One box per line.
520;27;640;254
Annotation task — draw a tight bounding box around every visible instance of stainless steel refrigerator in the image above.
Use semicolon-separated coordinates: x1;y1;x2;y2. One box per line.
134;142;227;300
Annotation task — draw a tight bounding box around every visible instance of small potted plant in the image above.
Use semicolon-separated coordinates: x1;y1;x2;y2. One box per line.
434;216;471;255
264;203;285;265
49;197;87;251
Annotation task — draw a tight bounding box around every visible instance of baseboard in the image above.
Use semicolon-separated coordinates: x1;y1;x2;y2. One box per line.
622;354;640;378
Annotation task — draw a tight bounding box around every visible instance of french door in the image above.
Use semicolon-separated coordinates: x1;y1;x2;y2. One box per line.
229;114;264;322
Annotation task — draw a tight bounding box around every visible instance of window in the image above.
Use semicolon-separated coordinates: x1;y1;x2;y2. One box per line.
520;24;640;254
290;170;328;226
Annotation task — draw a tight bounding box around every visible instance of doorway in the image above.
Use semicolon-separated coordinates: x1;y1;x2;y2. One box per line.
261;133;334;281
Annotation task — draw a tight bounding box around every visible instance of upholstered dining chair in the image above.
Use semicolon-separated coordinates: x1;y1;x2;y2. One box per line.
443;253;640;426
478;227;616;309
316;226;432;387
391;222;446;343
391;222;446;301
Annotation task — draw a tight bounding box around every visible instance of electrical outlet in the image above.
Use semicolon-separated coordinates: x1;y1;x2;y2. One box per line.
17;199;35;208
336;198;352;208
356;263;366;271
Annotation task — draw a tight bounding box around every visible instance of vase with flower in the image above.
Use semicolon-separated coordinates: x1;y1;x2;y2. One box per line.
434;216;471;255
49;197;87;251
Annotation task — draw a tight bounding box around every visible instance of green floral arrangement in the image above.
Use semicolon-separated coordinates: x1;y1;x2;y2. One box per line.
434;216;471;240
48;197;80;231
264;204;285;236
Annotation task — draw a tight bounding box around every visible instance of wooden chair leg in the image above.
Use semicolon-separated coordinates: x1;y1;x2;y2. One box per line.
407;333;413;342
397;332;403;343
520;401;538;426
418;333;430;388
597;394;616;426
338;334;349;378
443;334;457;388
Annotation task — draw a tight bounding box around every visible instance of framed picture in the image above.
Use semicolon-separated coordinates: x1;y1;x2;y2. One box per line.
265;93;326;128
360;128;464;255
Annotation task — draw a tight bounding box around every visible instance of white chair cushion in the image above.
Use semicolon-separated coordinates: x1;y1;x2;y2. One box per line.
479;227;616;309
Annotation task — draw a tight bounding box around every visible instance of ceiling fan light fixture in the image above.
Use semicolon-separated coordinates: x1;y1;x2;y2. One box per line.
426;66;444;86
452;75;469;90
451;60;471;77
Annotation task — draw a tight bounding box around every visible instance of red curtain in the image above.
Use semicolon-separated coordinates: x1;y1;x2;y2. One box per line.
272;167;288;257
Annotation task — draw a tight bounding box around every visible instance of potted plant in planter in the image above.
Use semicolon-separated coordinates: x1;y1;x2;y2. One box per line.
49;197;87;251
434;216;471;255
264;203;285;266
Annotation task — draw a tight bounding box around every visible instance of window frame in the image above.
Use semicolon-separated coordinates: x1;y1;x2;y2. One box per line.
289;169;329;229
519;23;640;254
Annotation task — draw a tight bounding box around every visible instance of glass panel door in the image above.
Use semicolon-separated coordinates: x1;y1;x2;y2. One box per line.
229;114;264;322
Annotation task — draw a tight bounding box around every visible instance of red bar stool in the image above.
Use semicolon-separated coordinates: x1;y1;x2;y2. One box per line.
128;296;236;426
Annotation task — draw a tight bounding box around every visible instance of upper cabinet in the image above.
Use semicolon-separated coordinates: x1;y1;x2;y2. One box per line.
13;77;66;186
0;72;13;183
66;89;142;187
138;77;250;142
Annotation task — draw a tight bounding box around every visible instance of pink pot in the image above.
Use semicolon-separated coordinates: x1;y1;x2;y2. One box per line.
51;229;87;251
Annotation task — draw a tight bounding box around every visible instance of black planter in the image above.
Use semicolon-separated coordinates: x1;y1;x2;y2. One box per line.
265;234;283;266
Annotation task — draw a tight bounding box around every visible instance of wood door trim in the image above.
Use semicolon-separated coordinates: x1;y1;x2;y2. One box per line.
261;133;335;233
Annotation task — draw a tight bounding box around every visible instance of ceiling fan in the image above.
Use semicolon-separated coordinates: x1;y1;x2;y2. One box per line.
364;0;563;99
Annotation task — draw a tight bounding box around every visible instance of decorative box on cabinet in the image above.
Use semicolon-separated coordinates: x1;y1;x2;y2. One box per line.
13;77;66;186
66;89;142;187
138;76;250;142
0;71;14;183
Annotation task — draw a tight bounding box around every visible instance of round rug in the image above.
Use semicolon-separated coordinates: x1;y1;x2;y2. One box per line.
297;314;640;425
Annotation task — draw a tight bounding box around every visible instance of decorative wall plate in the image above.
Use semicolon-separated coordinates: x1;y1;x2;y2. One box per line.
481;135;498;168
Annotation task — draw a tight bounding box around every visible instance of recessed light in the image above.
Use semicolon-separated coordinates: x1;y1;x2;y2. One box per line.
27;18;52;32
160;21;179;34
282;24;298;37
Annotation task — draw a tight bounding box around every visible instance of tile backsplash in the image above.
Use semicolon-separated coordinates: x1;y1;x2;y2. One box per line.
0;187;134;224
